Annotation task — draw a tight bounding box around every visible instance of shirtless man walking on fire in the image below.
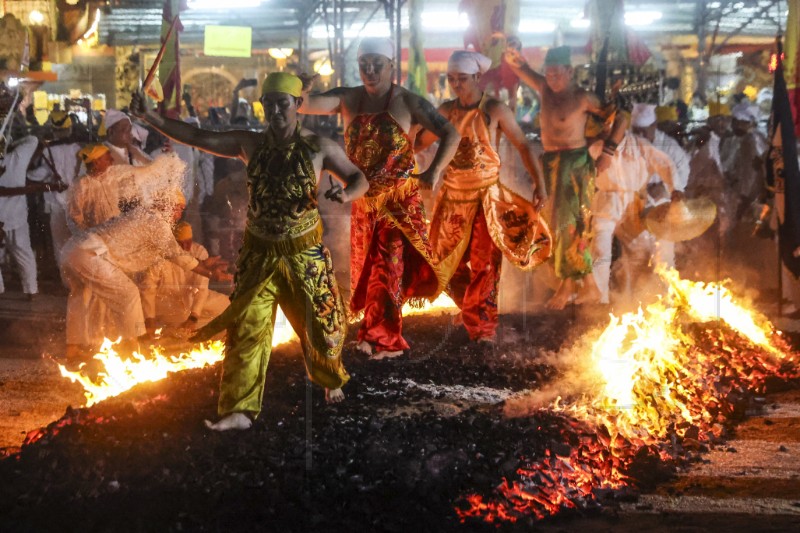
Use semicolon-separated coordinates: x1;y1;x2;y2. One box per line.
505;45;628;309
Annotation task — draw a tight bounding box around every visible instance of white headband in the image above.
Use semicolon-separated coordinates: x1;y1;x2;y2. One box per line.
357;38;395;60
447;51;492;75
731;102;759;123
104;109;131;131
631;103;656;128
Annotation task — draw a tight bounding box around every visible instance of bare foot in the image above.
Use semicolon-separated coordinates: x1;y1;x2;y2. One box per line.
370;350;404;360
546;280;575;310
204;412;252;431
355;340;372;356
575;274;602;305
325;388;345;403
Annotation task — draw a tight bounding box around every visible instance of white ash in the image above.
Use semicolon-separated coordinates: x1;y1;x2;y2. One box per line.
394;378;523;404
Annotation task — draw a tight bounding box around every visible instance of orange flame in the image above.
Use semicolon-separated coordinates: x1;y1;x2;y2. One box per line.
59;308;298;407
459;268;799;523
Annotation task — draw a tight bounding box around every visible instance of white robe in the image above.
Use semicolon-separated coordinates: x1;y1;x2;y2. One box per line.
0;136;39;294
591;132;676;303
61;208;199;346
139;241;228;327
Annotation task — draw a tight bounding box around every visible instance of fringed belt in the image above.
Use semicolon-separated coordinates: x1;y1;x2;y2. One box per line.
244;218;323;257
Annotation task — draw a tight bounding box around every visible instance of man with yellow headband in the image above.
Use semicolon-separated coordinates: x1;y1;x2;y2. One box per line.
298;37;460;359
655;105;684;146
61;185;232;358
504;45;629;310
131;71;369;431
67;144;117;230
140;220;229;333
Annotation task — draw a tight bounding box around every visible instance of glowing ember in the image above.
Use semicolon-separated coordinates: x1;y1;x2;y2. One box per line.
458;268;800;523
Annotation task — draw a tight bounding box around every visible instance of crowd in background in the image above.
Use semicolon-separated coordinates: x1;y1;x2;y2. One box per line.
0;72;786;319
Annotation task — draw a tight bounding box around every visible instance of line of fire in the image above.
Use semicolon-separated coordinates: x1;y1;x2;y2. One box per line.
2;1;800;531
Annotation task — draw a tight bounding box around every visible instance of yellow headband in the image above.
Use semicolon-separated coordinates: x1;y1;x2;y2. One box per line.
655;105;678;123
78;143;110;164
262;72;303;97
173;221;193;241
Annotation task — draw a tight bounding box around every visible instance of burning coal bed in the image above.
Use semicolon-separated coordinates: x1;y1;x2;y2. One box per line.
1;269;799;532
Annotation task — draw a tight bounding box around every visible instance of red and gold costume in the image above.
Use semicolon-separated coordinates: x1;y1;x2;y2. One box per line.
345;85;444;352
430;96;551;340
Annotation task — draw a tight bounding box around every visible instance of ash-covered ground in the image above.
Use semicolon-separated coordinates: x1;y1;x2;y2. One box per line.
0;311;799;533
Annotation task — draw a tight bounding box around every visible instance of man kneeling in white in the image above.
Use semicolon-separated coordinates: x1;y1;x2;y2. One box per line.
140;221;229;335
61;189;231;358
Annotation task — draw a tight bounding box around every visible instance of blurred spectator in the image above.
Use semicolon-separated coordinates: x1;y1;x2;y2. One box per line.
140;221;229;334
204;158;248;264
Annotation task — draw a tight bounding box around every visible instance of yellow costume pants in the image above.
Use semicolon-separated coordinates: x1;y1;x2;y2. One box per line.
195;238;349;417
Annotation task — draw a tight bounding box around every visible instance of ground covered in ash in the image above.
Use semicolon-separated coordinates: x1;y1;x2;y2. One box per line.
0;312;797;532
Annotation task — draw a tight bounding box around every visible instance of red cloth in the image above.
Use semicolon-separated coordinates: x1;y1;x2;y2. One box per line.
447;209;501;341
355;222;408;352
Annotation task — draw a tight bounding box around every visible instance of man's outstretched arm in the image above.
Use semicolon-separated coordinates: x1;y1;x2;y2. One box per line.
130;92;257;161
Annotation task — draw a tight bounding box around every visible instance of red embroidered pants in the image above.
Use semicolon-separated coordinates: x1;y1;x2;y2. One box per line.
357;221;409;352
448;209;502;341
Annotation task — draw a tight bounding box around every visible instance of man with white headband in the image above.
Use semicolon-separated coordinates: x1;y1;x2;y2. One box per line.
589;103;678;305
417;50;551;343
298;37;461;359
504;45;629;310
630;103;689;270
102;108;152;166
131;72;369;430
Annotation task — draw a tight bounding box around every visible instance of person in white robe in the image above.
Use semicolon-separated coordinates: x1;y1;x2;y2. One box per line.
589;105;678;304
60;190;230;357
140;221;229;333
27;127;82;267
722;102;768;221
0;135;40;296
101;109;152;167
635;105;690;269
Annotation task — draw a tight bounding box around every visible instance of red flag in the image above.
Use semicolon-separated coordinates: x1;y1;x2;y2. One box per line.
157;0;187;119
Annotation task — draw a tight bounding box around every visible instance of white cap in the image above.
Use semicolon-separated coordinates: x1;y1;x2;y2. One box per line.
357;38;395;61
447;50;493;75
103;109;131;131
631;103;656;128
732;102;759;123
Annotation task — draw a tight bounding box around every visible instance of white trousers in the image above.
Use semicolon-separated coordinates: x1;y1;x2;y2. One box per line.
61;245;145;346
0;222;38;294
593;217;675;305
149;287;229;327
48;205;73;269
